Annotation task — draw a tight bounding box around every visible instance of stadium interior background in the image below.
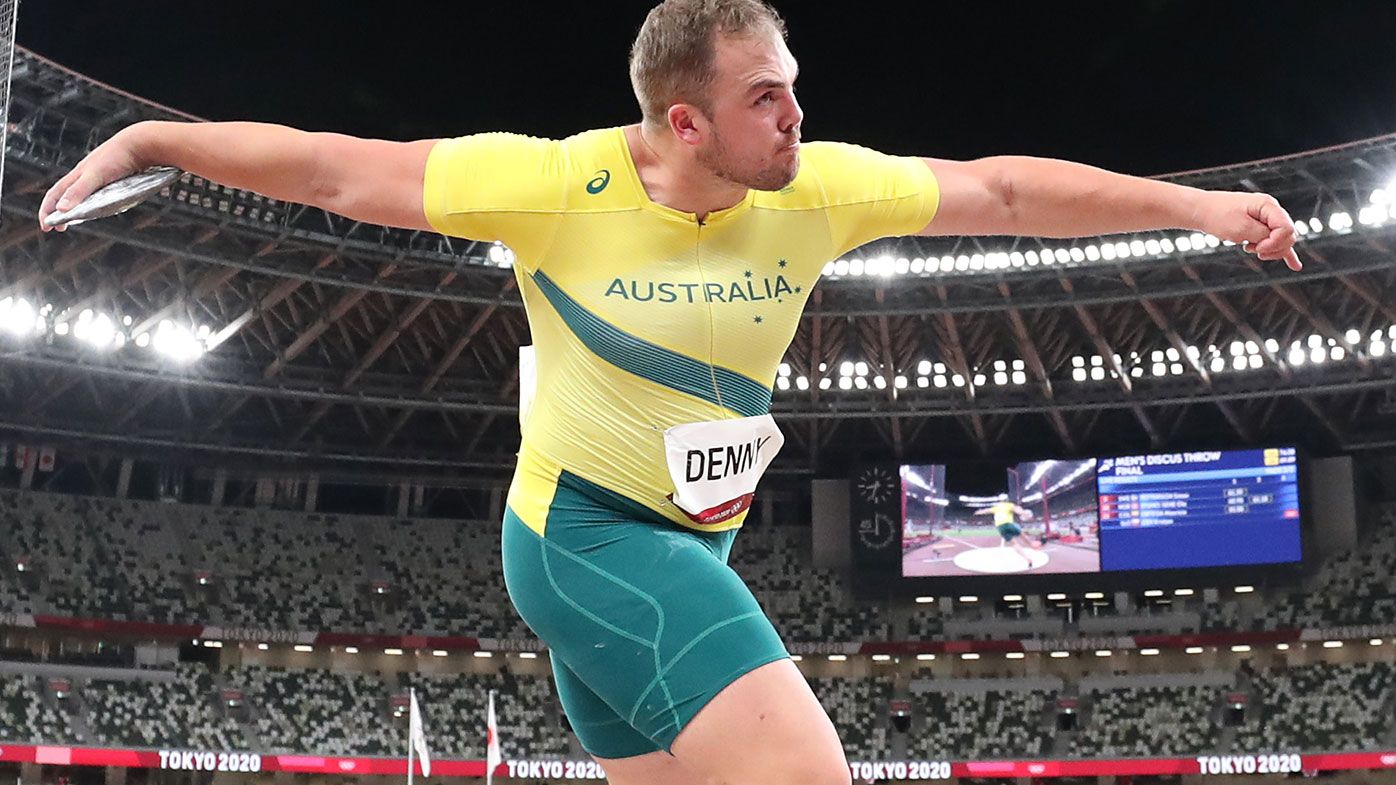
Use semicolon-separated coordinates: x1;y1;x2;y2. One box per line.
2;8;1396;785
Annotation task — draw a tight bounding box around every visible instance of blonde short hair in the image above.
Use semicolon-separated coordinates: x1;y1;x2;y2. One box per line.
629;0;787;126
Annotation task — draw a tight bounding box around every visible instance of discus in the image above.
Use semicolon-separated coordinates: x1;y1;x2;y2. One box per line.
42;166;183;228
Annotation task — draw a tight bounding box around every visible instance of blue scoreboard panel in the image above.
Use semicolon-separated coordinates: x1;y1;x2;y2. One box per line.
1097;447;1301;571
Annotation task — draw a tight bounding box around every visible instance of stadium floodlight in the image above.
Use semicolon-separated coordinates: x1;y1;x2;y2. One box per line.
1276;643;1290;651
827;654;848;662
916;653;936;661
473;651;494;658
1049;651;1070;659
1094;650;1112;657
960;653;980;660
1006;652;1026;660
819;377;833;390
432;650;448;657
1143;589;1164;597
1231;645;1251;653
1083;591;1105;600
344;646;359;654
833;259;849;276
385;648;405;655
855;361;870;376
1370;639;1384;646
795;376;809;391
893;375;907;390
915;596;936;603
789;654;803;661
293;645;313;653
1185;647;1204;655
202;640;223;649
872;654;892;662
257;643;270;651
822;262;836;277
849;258;865;276
487;242;514;266
518;652;539;659
958;595;979;603
776;377;790;391
1234;585;1255;593
1002;594;1023;602
1139;648;1160;656
152;320;205;363
1174;588;1194;596
0;296;35;336
1322;640;1343;649
1328;211;1353;231
910;257;925;274
1046;593;1066;600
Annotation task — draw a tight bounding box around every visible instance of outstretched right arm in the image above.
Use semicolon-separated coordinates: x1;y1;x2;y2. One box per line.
40;120;440;233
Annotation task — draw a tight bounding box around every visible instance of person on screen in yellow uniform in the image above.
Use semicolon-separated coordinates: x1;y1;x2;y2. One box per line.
40;0;1304;781
974;499;1042;568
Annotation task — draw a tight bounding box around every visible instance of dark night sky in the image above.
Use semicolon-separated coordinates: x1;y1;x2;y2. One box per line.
17;1;1396;175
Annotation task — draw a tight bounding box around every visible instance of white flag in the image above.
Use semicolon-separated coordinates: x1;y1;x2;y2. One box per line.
486;690;501;784
409;689;431;777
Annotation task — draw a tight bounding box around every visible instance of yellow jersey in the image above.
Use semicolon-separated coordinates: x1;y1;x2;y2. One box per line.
423;127;939;534
990;501;1019;526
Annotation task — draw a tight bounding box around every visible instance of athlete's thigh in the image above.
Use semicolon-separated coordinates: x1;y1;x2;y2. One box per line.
503;490;788;753
551;655;662;759
669;658;850;785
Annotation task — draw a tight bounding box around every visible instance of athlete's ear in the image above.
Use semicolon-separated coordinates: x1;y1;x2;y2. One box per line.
667;103;706;148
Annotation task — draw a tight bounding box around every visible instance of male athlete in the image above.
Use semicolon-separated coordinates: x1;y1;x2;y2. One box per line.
973;498;1042;569
39;2;1302;783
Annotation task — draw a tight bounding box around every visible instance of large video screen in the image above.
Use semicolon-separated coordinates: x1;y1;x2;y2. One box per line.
897;446;1301;577
1096;447;1301;571
900;459;1101;577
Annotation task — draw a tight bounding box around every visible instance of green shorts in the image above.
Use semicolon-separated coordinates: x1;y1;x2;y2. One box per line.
997;522;1023;541
501;471;789;758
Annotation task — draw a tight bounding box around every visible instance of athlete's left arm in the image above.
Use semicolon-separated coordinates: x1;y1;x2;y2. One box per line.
915;157;1302;271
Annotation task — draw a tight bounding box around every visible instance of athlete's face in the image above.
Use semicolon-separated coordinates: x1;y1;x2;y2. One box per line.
697;30;803;191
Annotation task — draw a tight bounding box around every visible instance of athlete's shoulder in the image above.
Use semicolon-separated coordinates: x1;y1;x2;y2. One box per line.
555;127;642;211
752;140;930;212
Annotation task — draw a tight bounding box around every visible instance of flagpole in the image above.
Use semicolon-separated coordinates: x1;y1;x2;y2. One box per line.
407;687;415;785
486;689;495;785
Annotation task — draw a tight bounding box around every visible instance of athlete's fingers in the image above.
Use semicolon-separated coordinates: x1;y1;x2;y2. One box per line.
1282;246;1303;272
39;167;86;232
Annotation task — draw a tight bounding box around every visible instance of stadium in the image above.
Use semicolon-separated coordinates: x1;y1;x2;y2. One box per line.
2;5;1396;785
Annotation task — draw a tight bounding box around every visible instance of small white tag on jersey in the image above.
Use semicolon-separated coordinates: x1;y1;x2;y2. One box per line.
662;414;783;525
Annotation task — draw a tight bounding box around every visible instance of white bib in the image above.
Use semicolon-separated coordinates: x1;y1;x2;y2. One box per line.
663;414;783;525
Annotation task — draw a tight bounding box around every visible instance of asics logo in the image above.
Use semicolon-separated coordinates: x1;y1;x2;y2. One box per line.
586;169;611;194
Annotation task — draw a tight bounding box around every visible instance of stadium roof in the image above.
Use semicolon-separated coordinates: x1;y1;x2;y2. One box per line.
2;49;1394;481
